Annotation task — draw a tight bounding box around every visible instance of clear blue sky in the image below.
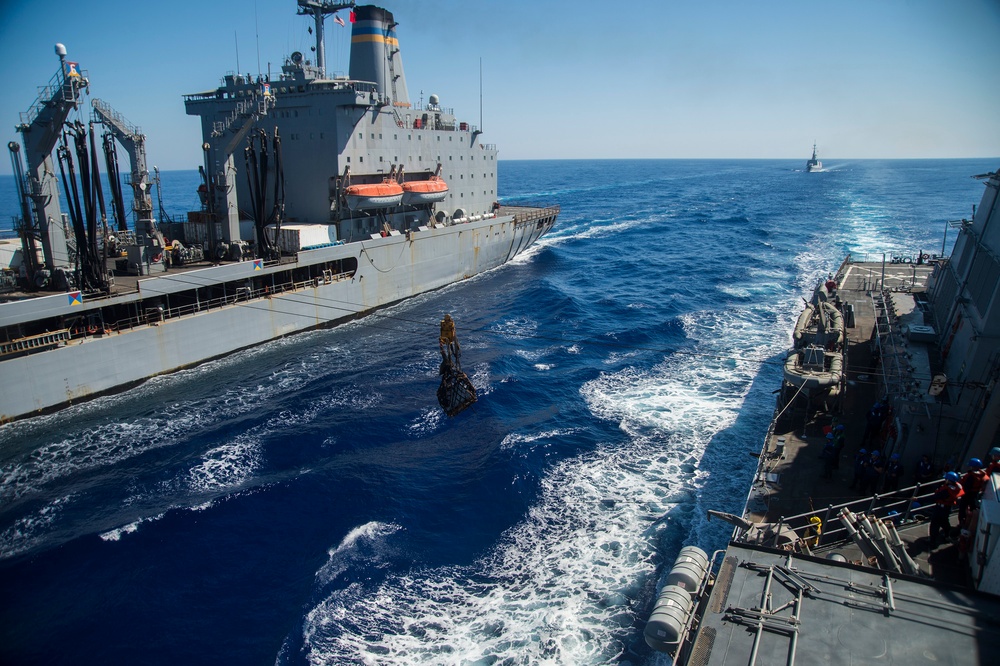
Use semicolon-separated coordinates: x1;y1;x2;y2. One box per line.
2;0;998;174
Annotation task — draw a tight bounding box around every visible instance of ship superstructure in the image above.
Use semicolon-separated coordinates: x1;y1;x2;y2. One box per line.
183;2;498;250
0;2;558;422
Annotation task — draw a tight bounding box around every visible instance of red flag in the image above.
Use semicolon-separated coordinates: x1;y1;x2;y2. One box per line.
334;14;345;27
349;10;356;23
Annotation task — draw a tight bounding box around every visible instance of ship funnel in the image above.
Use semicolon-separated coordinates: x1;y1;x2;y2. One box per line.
350;5;410;106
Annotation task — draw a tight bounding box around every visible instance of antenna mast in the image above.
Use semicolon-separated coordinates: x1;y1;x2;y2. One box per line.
296;0;356;77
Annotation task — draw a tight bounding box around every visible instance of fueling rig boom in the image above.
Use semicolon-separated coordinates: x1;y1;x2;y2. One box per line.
91;98;152;227
11;43;89;288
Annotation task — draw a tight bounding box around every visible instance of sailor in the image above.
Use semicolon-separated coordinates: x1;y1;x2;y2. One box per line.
985;447;1000;476
803;516;823;547
862;450;884;494
915;454;935;485
849;449;869;490
959;458;988;527
831;424;846;469
863;401;887;447
825;275;838;296
929;471;965;548
820;434;837;479
884;453;904;493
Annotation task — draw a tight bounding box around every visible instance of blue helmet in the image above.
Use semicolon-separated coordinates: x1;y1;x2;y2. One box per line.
970;458;983;470
836;424;845;431
890;453;900;461
826;433;834;439
945;471;960;483
871;450;880;458
859;448;867;455
991;447;1000;459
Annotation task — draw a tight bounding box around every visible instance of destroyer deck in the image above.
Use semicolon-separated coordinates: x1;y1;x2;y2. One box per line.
744;258;972;583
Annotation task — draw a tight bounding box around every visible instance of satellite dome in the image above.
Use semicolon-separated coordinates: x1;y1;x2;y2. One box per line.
55;43;67;57
428;94;439;106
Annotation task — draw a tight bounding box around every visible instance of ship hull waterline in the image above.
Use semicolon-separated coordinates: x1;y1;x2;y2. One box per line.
0;212;555;421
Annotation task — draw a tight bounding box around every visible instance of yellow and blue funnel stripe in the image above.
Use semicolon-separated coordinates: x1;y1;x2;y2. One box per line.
352;27;399;47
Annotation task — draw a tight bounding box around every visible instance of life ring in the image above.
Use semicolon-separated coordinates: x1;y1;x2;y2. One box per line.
921;253;930;260
88;325;98;334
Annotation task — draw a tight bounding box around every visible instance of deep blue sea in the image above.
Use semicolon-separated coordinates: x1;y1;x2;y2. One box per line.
0;158;995;664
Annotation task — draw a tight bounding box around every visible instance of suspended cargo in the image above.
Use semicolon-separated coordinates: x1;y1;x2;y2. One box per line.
436;314;477;416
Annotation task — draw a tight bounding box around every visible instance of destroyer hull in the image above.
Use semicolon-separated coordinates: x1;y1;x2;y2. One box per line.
0;209;557;421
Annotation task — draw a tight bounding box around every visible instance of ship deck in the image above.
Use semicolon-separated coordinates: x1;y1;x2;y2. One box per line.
686;542;1000;666
742;258;973;586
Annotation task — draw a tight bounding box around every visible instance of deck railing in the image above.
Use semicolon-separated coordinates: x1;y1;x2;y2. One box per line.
740;481;943;551
4;270;355;350
108;270;354;334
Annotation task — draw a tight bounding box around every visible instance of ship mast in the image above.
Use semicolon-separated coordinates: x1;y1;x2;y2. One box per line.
296;0;355;77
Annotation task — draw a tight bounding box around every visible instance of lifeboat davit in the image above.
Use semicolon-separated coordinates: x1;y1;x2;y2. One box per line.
402;176;449;205
345;180;404;210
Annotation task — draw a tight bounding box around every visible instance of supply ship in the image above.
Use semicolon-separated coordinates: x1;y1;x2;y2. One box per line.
0;1;557;423
643;167;1000;664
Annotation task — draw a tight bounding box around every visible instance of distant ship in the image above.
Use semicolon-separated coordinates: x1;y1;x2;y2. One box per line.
806;142;822;172
0;1;558;423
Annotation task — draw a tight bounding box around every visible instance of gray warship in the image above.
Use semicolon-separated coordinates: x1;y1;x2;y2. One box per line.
806;142;822;172
1;1;558;422
643;167;1000;664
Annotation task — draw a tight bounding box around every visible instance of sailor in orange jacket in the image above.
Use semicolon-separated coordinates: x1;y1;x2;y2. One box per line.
985;446;1000;476
929;472;965;548
959;458;988;527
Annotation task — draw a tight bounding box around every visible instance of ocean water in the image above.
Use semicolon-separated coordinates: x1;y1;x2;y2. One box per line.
0;158;994;665
0;169;201;240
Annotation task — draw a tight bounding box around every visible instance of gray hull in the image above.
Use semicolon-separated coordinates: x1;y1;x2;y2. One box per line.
0;209;556;420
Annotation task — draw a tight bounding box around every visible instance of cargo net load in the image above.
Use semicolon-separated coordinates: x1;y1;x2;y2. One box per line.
437;314;477;416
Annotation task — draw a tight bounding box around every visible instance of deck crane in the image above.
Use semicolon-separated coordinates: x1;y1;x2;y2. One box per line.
91;98;153;228
197;88;276;257
10;44;89;289
91;98;167;272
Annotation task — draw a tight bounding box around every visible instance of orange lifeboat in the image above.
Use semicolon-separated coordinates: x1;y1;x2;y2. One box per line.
344;180;404;210
402;175;449;205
